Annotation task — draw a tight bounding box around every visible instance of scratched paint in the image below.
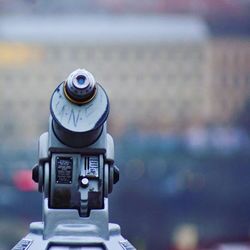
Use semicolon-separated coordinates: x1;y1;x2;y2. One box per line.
51;83;109;132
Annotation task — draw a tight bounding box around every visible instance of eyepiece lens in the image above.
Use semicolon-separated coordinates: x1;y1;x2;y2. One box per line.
76;75;86;85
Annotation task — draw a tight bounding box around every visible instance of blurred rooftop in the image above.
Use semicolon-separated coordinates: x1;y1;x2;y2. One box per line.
0;15;209;44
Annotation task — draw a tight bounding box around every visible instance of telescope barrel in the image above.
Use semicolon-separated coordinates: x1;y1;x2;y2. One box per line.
50;69;109;147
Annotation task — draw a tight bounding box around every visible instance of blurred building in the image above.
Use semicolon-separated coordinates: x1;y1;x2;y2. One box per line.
0;15;249;145
206;39;250;124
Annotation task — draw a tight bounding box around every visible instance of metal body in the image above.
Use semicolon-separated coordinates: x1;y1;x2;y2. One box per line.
12;69;135;250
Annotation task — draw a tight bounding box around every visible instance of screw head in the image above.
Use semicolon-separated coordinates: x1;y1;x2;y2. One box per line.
81;177;89;187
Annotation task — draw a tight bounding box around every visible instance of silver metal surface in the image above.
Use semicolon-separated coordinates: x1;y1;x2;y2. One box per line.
66;69;96;101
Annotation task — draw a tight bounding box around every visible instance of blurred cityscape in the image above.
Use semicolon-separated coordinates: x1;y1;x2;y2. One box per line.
0;1;250;250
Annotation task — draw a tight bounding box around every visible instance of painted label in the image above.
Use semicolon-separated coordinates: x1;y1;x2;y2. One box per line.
12;239;33;250
86;156;99;178
119;240;136;250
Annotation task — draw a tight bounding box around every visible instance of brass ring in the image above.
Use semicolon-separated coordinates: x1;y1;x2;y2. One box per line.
63;81;97;105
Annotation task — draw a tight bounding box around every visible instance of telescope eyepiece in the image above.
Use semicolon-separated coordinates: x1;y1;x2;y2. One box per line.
65;69;96;103
75;75;87;88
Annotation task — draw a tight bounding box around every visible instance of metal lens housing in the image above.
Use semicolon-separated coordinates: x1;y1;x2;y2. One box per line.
65;69;96;103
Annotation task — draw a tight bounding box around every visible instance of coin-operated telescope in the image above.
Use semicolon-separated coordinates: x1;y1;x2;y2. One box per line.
13;69;135;250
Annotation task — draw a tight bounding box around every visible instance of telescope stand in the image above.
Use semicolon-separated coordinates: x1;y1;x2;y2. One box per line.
13;198;134;250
